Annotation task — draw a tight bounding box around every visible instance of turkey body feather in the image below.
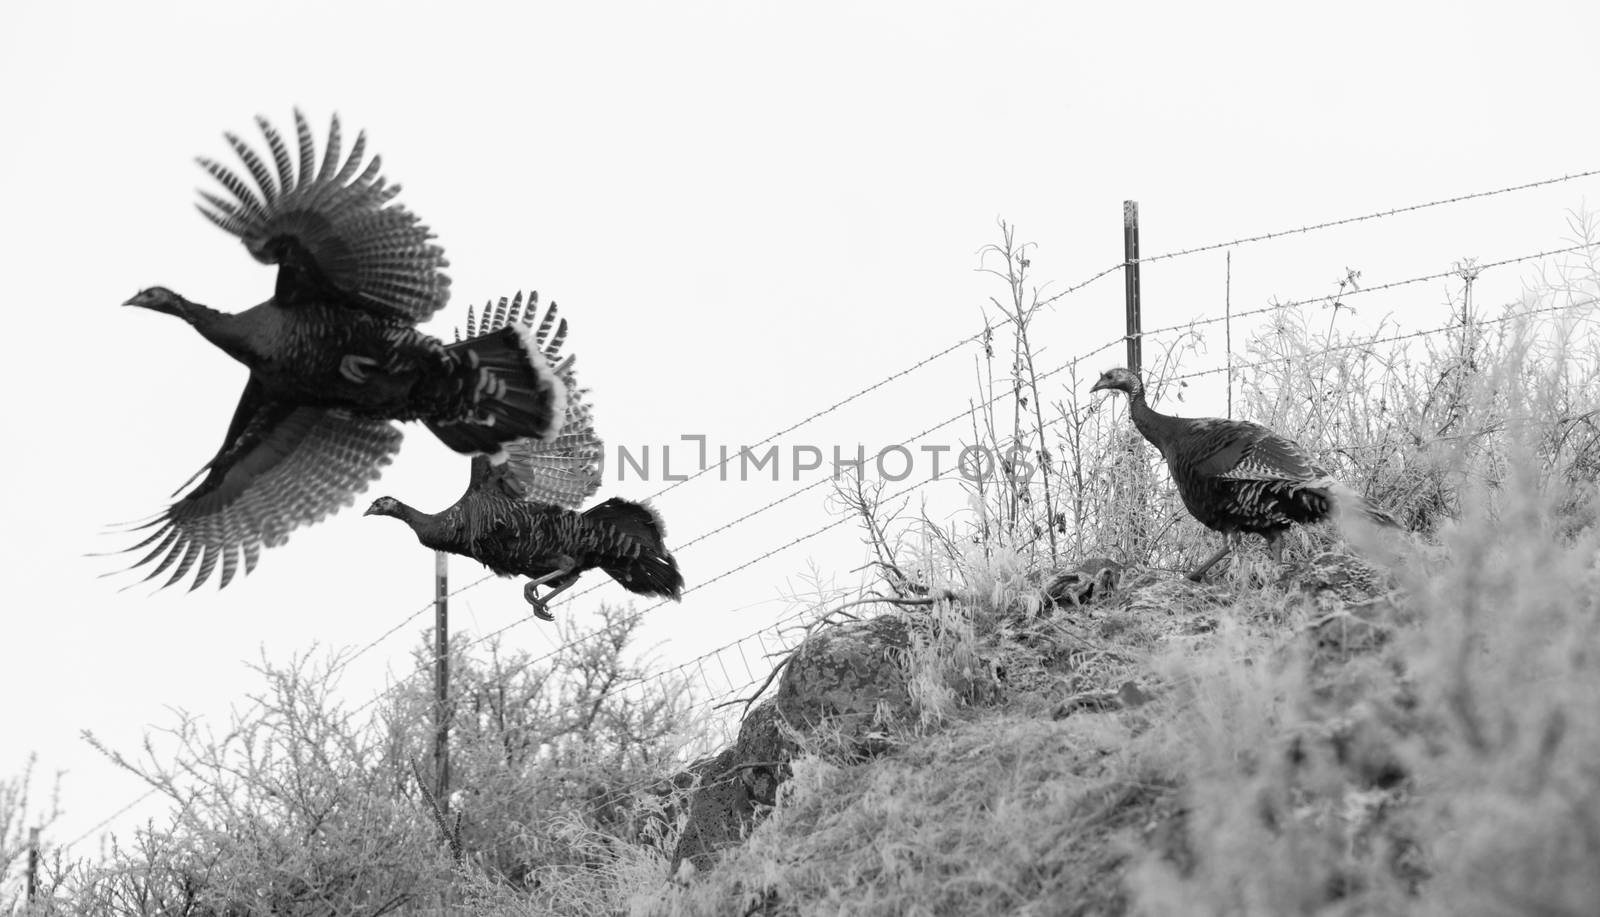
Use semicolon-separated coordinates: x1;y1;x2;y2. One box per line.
379;494;684;620
112;110;570;591
1160;417;1334;535
1091;367;1399;580
366;297;683;620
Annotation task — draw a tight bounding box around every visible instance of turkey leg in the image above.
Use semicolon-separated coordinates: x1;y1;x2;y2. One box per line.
522;565;578;621
1187;533;1243;582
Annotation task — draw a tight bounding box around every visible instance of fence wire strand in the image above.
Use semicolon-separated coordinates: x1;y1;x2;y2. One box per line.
1138;241;1600;348
340;472;940;725
325;186;1600;682
1135;167;1600;267
1168;294;1600;386
64;167;1600;856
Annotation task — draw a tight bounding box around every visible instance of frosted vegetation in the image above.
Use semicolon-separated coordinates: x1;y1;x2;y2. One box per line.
7;220;1600;916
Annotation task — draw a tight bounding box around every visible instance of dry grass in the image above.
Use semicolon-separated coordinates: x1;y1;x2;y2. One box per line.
628;226;1600;916
636;475;1597;916
37;224;1600;917
44;606;696;917
651;714;1169;917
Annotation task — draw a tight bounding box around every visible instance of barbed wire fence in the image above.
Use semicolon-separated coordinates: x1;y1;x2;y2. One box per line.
329;175;1600;701
51;165;1600;866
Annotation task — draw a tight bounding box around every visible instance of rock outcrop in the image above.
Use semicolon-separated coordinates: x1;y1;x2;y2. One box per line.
668;552;1398;880
671;615;913;874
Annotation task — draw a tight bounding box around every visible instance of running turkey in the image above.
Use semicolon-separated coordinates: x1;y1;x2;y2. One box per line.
112;110;570;591
1090;367;1399;580
364;296;684;620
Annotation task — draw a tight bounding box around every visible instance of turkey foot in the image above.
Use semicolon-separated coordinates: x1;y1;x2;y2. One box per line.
340;354;380;383
522;568;577;621
523;584;555;621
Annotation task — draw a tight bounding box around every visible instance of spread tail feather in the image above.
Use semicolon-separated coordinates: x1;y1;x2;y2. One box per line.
585;497;684;601
425;323;570;455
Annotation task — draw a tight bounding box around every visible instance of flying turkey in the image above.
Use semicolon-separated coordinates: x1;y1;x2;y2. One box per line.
112;109;570;591
364;295;684;621
1090;367;1399;580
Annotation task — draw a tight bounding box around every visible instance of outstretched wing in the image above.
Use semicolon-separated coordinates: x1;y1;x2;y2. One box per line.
475;397;603;507
194;109;450;322
110;382;404;591
456;292;602;508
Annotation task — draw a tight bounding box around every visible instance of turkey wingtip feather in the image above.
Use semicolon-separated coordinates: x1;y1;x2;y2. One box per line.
515;318;569;444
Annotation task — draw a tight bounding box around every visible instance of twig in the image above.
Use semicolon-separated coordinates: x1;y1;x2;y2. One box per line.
730;655;794;715
408;758;462;862
731;592;969;716
830;595;951;614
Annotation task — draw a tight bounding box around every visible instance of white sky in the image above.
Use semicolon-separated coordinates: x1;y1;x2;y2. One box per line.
3;0;1599;854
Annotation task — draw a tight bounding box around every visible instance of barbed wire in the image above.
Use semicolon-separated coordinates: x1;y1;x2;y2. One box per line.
60;787;162;852
1334;407;1600;458
1167;294;1600;387
60;478;928;854
317;183;1600;681
1134;167;1600;267
63;169;1600;861
642;333;988;504
1030;263;1126;312
337;471;941;726
496;333;1139;684
334;571;502;678
547;669;785;821
448;592;939;831
333;464;891;686
632;254;1138;513
61;287;1596;859
456;288;1600;723
642;168;1600;514
488;603;817;734
613;332;1136;578
333;334;1017;677
1136;241;1600;349
56;614;801;856
327;331;1133;701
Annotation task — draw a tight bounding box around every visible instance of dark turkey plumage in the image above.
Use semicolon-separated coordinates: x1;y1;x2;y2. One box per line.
1091;367;1399;580
364;297;684;620
111;110;570;591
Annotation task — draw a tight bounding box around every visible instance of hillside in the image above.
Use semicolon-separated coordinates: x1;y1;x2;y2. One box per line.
16;237;1600;917
638;528;1598;916
472;237;1600;915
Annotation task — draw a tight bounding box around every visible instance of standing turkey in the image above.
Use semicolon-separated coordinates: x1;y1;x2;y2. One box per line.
364;296;684;621
112;110;569;591
1090;367;1399;580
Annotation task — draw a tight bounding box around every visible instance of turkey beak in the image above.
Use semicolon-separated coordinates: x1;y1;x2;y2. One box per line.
1089;378;1111;393
362;503;379;516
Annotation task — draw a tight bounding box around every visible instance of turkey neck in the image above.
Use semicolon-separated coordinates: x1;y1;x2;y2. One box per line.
183;301;261;366
388;501;458;547
1126;386;1180;454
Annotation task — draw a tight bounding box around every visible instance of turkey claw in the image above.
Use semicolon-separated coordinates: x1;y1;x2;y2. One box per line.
523;582;554;621
340;354;380;384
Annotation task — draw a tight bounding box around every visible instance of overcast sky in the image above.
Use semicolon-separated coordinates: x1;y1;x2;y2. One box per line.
3;0;1599;853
